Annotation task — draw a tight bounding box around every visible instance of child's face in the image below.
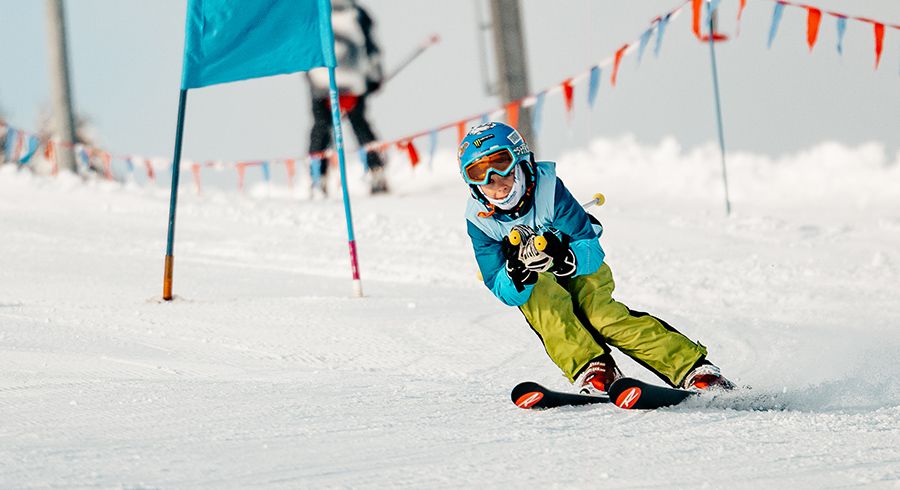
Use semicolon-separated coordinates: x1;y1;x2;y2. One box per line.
479;172;516;200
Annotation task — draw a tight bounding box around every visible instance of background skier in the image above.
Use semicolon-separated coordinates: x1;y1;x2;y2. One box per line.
460;121;734;395
305;0;387;196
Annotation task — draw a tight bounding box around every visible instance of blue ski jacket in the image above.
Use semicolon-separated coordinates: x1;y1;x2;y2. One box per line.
465;161;604;306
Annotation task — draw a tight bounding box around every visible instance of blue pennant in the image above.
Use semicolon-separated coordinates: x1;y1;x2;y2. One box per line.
768;2;786;49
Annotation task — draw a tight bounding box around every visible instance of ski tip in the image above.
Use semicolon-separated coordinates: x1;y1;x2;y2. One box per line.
511;381;545;409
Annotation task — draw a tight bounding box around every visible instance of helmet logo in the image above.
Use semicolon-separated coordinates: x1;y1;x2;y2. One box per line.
467;122;496;135
457;141;469;158
507;130;523;145
472;134;495;148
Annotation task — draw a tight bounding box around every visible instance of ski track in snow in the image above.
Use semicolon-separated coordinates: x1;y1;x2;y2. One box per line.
2;140;900;488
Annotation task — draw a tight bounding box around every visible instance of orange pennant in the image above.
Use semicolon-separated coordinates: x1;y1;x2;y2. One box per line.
457;120;467;144
735;0;747;35
691;0;703;39
505;101;520;128
284;159;296;189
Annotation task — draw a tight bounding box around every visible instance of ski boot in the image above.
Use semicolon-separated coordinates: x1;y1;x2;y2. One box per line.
575;353;622;396
681;360;735;391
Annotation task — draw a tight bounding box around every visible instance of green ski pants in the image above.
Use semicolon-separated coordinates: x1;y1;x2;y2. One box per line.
518;262;706;387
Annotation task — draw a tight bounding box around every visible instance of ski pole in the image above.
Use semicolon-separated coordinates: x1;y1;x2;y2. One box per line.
508;193;606;251
381;34;440;87
580;192;605;208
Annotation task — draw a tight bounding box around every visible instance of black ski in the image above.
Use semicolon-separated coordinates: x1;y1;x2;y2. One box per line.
606;377;695;409
511;381;609;409
511;377;695;410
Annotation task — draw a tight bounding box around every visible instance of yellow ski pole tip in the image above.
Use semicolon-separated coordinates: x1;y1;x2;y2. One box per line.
593;193;605;206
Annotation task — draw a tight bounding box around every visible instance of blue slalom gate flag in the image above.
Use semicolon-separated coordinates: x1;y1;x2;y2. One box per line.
181;0;336;89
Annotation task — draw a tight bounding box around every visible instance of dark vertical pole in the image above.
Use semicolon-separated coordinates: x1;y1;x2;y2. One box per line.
708;9;732;216
489;0;535;150
163;89;189;301
45;0;78;172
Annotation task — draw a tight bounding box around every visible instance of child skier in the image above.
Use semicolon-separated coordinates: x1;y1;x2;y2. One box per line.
460;122;734;395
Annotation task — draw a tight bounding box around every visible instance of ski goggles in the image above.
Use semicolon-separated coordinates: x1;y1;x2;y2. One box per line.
462;148;518;186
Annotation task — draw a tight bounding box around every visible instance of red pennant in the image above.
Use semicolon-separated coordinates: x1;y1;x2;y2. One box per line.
737;0;747;26
806;8;821;51
457;120;467;144
399;140;420;167
45;140;58;175
691;0;703;39
873;22;885;69
561;79;574;115
284;159;296;189
505;101;520;128
101;151;113;180
611;45;627;87
144;158;156;181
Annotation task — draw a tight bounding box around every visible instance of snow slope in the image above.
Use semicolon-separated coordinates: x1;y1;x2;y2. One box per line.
2;137;899;488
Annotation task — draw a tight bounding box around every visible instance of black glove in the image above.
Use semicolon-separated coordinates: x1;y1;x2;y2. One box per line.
540;231;577;279
365;78;382;94
502;236;537;292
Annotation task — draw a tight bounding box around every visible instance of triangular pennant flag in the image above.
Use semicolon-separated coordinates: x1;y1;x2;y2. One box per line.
19;135;40;164
125;157;136;176
46;140;59;175
4;128;17;161
190;162;202;194
261;160;271;182
531;91;546;136
611;45;627;86
873;22;885;69
736;0;747;34
637;29;652;65
561;79;574;116
587;66;601;108
284;158;296;188
655;13;671;57
76;145;91;170
404;140;420;167
13;131;24;162
480;113;489;124
835;16;847;55
768;2;786;49
505;101;520;128
691;0;703;39
144;158;156;181
806;8;822;51
358;148;369;171
457;120;467;144
309;157;323;186
236;162;247;192
101;151;113;180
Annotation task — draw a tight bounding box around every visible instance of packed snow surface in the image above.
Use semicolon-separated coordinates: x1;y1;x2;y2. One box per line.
2;137;899;488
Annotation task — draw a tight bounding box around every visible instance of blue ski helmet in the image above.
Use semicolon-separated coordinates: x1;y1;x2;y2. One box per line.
458;122;531;185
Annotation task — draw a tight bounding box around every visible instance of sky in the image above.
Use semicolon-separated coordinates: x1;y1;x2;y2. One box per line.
0;0;898;167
